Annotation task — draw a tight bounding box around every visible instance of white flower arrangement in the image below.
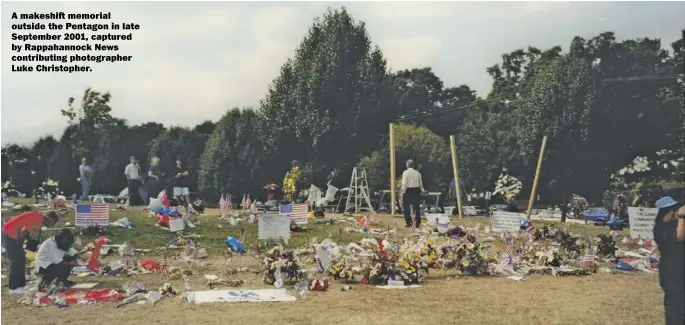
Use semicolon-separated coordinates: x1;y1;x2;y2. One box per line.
493;169;522;200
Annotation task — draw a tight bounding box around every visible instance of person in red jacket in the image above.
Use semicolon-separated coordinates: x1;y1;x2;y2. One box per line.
1;210;59;294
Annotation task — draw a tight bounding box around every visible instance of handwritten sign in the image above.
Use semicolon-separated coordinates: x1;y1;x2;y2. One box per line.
628;207;658;240
491;211;525;233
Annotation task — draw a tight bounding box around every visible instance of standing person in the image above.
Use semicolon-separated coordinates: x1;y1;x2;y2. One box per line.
135;158;149;206
78;157;93;201
400;159;424;228
1;210;59;294
124;156;143;206
652;196;685;325
147;156;163;198
36;228;78;288
173;158;191;209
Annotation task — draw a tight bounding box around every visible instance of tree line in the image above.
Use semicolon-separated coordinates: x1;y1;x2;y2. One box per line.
2;8;683;206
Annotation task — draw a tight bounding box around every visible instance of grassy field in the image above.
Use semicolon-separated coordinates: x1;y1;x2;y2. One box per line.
0;200;665;325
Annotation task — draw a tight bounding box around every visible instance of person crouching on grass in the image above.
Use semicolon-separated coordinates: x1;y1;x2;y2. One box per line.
36;228;78;289
652;196;685;325
1;210;59;294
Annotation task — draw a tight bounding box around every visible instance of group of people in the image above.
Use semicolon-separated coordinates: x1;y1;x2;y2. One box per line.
1;210;78;294
77;156;193;208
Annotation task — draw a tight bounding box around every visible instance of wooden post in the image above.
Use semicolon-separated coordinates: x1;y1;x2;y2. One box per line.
449;136;463;219
526;136;548;220
389;123;396;216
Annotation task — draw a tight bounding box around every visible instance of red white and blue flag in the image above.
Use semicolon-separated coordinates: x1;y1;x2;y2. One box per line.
280;203;308;224
76;203;110;226
579;254;597;268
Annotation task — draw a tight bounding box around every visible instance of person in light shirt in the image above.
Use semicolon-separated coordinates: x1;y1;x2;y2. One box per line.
400;159;424;228
35;228;79;288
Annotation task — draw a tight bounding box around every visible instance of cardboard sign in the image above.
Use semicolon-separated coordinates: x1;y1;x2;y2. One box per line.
491;211;524;233
258;215;291;240
628;207;658;240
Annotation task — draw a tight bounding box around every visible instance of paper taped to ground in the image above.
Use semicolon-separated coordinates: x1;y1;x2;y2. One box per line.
628;207;657;239
184;289;296;304
491;211;524;232
258;215;291;240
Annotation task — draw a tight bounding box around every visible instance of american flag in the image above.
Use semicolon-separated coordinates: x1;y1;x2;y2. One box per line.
579;254;597;268
504;240;516;255
160;254;168;276
75;203;110;226
184;239;198;259
280;203;309;224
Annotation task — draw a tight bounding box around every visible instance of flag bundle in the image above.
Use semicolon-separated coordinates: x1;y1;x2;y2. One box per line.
160;254;168;276
504;239;516;255
184;239;199;259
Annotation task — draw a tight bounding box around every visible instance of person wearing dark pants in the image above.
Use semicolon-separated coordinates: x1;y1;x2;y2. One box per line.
1;211;59;294
125;156;144;206
401;159;424;228
36;229;78;288
652;197;685;325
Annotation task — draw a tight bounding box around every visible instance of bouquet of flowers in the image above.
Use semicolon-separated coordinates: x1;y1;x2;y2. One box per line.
34;178;62;199
493;168;522;200
532;225;558;241
264;183;280;191
437;234;490;275
282;167;300;201
567;194;588;218
261;246;303;285
328;258;358;282
521;247;563;267
595;234;617;258
360;258;390;285
392;259;426;285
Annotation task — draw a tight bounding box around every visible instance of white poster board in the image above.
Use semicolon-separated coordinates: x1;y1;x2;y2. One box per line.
169;218;185;232
491;211;524;233
258;215;291;240
425;213;450;225
628;207;658;240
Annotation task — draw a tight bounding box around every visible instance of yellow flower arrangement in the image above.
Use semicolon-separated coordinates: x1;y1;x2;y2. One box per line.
282;167;300;201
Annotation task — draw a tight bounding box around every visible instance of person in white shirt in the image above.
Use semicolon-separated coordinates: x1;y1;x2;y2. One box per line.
401;159;425;228
36;229;78;288
124;156;147;206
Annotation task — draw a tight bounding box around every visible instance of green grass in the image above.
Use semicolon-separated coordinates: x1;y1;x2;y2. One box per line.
2;198;370;255
2;197;629;257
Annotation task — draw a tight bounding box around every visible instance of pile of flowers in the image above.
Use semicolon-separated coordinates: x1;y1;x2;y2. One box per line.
261;246;303;285
438;233;490;275
595;234;617;258
493;168;522;200
34;178;62;199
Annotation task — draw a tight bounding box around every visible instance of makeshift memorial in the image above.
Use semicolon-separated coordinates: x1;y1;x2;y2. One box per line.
596;234;617;258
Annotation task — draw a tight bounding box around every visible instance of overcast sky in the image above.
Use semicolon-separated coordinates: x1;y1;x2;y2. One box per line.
2;1;684;146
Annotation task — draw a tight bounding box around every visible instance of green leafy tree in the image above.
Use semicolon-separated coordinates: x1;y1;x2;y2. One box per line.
358;124;450;192
198;108;266;199
259;7;393;185
149;127;207;192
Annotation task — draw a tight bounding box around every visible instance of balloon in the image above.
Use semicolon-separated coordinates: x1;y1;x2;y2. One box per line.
148;198;163;213
170;208;181;217
160;206;170;216
156;214;170;227
162;198;171;207
225;236;246;254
